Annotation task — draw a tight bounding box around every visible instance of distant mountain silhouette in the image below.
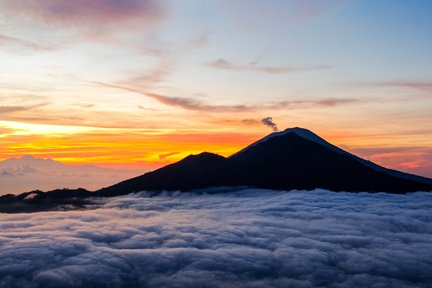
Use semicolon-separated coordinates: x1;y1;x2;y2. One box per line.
1;128;432;212
96;127;432;196
0;155;139;194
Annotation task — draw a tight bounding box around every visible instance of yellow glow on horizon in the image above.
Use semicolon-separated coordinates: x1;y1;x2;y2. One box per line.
0;121;98;136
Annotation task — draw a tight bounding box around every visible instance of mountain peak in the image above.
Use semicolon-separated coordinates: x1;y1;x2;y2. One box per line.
17;155;56;162
273;127;324;142
20;155;36;160
230;127;328;158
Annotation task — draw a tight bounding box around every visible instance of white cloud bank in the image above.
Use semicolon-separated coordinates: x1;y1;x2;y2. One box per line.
1;189;432;287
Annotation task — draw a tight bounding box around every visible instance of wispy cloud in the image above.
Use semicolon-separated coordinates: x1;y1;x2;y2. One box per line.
0;34;53;52
377;81;432;91
95;82;356;113
0;126;15;136
158;152;179;160
241;119;260;126
344;145;432;178
315;98;357;106
0;103;48;114
207;58;331;74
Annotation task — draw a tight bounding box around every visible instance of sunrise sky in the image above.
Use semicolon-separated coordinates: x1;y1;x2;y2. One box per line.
0;0;431;177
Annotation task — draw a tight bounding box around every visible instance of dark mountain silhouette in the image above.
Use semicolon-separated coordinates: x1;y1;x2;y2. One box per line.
96;127;432;196
1;127;432;212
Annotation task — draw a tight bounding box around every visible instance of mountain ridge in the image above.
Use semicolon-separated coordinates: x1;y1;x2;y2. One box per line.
1;127;432;212
234;127;432;185
96;128;432;196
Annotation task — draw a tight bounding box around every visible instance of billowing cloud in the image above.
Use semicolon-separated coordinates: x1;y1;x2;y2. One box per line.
208;58;331;74
0;189;432;287
261;117;278;131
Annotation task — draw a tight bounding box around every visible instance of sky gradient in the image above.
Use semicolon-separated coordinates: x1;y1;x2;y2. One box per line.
1;0;432;177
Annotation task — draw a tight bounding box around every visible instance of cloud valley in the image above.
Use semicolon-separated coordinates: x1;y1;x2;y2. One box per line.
0;189;431;287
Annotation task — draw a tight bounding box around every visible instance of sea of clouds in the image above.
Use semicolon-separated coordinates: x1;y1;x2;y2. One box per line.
1;189;432;287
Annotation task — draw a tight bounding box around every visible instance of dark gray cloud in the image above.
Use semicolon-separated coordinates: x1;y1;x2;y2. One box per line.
0;189;432;287
261;117;278;131
208;58;331;74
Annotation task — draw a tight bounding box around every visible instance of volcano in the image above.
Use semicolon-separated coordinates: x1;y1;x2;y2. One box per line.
96;127;432;196
2;127;432;212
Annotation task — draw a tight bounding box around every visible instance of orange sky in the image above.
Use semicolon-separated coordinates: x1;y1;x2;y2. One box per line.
1;0;431;178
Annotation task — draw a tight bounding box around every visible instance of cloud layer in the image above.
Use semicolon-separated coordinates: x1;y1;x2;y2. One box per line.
1;189;432;287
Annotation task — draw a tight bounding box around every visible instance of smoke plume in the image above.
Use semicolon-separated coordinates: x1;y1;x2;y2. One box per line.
261;116;278;131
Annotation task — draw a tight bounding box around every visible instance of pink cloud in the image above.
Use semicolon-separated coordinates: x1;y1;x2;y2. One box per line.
316;98;357;106
347;146;432;179
380;81;432;91
208;58;331;74
0;0;167;36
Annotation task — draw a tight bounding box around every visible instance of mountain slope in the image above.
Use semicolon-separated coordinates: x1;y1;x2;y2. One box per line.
96;152;228;197
96;128;432;195
232;127;432;185
2;127;431;211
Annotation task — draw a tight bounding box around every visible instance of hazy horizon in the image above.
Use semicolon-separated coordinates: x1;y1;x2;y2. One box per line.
0;155;142;195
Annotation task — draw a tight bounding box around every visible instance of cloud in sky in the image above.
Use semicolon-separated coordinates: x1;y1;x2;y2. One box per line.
158;152;179;160
0;189;432;287
0;0;166;28
0;34;53;52
0;103;49;114
377;81;432;91
96;81;357;113
346;146;432;179
0;0;168;45
0;126;14;136
261;117;278;131
208;58;331;74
